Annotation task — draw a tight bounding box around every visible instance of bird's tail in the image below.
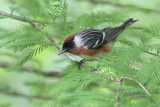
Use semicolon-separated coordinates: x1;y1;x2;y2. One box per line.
103;18;138;43
120;18;138;29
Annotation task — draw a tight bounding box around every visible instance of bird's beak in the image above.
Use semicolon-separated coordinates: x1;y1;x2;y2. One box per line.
58;49;66;55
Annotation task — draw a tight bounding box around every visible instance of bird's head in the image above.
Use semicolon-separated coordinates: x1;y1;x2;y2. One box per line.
58;34;75;55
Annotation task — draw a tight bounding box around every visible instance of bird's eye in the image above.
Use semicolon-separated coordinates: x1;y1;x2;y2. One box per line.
63;43;69;48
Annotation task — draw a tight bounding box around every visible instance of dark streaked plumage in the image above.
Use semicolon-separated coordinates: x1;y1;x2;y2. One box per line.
59;18;138;59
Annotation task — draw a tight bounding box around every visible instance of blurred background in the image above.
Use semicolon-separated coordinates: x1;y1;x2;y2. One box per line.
0;0;160;107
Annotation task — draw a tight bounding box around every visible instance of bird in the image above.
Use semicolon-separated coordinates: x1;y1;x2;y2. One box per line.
58;18;138;68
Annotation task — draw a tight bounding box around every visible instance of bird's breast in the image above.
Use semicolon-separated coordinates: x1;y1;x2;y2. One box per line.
68;42;115;60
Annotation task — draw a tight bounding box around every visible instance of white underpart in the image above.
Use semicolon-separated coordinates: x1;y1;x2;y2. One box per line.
74;35;83;47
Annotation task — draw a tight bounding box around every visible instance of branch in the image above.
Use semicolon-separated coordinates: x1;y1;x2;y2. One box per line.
0;11;77;62
115;82;122;107
115;80;130;107
105;77;119;82
0;62;62;77
0;89;50;100
105;76;151;96
0;11;41;23
88;0;160;14
29;19;77;62
121;77;151;96
121;82;130;99
146;51;160;57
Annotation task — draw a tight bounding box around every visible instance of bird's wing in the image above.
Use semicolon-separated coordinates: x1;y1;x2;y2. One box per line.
103;27;124;44
77;19;137;49
79;28;122;49
78;27;124;49
79;29;105;49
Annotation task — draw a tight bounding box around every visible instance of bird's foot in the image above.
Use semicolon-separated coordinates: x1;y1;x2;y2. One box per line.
76;59;85;70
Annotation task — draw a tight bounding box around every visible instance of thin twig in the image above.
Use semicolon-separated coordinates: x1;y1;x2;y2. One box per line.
0;11;41;23
105;76;151;96
0;89;50;100
146;51;160;57
30;22;77;62
105;77;120;82
121;81;131;99
121;77;151;96
115;82;122;107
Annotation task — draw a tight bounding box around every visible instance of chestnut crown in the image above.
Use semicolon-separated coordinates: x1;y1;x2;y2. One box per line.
58;36;75;55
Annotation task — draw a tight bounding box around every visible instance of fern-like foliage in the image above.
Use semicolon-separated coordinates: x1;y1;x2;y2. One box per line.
0;0;160;107
51;10;160;107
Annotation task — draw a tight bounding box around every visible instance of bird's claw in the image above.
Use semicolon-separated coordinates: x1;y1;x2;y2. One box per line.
76;59;85;70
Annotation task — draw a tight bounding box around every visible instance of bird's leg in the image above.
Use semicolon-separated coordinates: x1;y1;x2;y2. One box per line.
76;59;98;71
76;59;85;69
76;59;98;70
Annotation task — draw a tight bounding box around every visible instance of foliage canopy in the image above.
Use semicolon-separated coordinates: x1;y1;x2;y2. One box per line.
0;0;160;107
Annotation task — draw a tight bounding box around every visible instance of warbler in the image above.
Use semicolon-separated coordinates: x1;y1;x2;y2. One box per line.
59;18;137;62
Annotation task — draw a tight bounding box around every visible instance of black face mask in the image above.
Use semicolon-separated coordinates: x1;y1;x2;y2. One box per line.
58;37;75;55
